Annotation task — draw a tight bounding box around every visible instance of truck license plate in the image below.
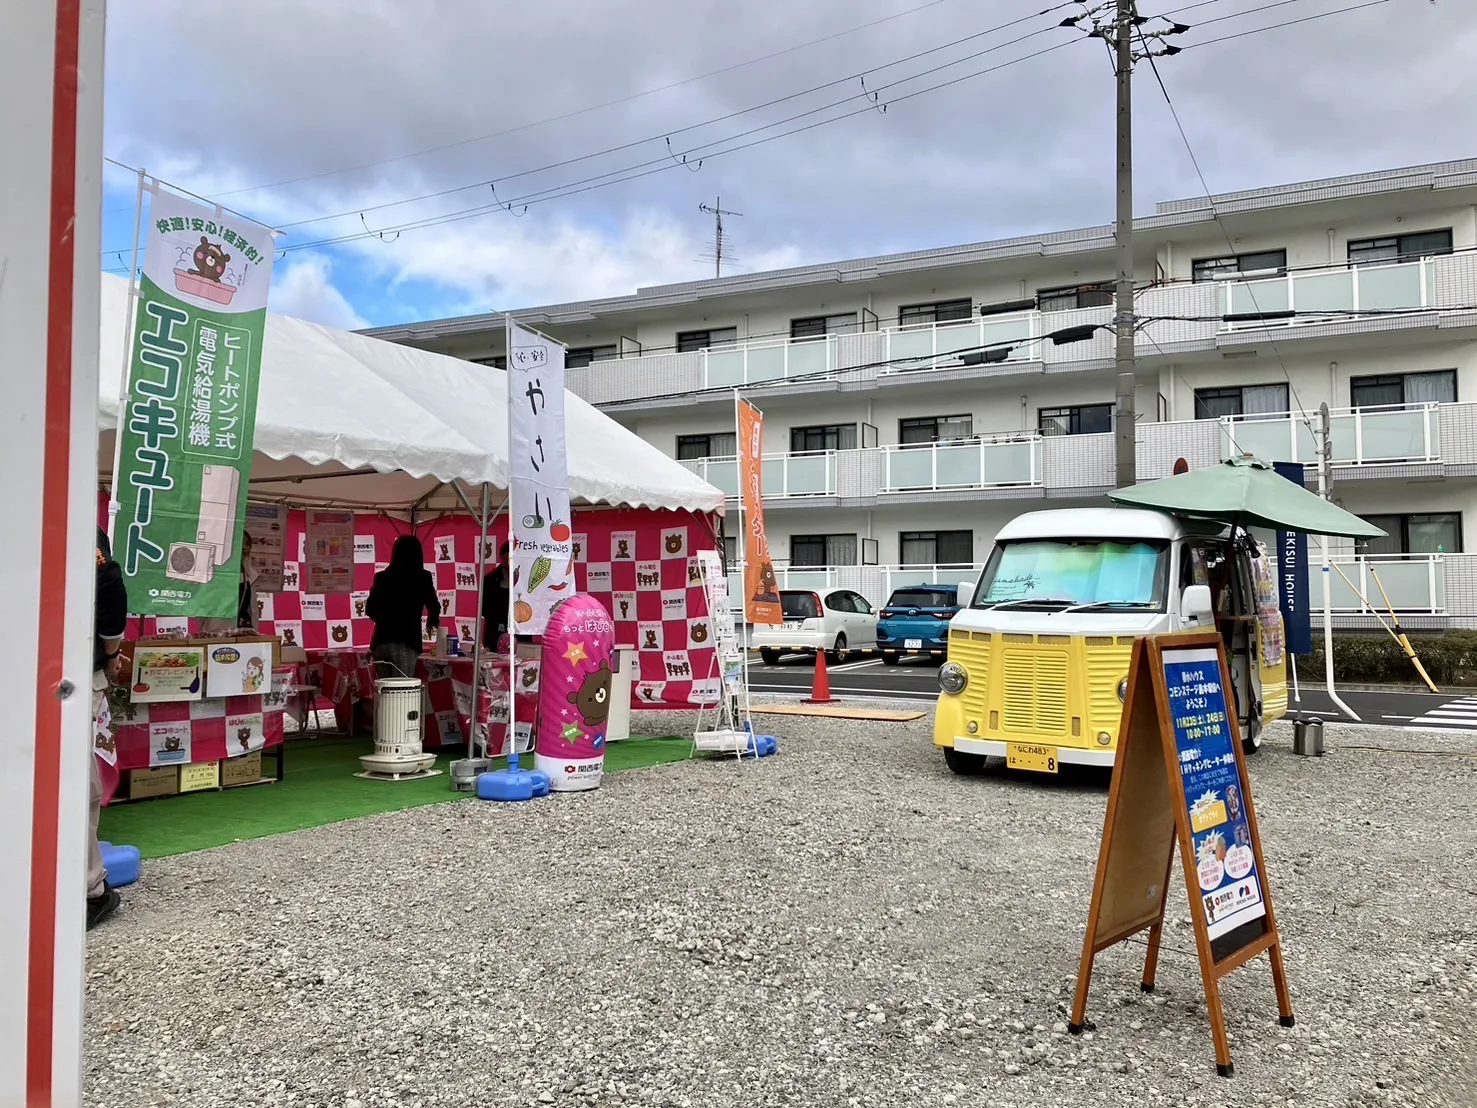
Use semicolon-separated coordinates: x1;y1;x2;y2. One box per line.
1007;744;1059;774
904;638;923;649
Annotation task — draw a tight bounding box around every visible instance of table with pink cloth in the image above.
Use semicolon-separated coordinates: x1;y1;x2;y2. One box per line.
306;650;520;749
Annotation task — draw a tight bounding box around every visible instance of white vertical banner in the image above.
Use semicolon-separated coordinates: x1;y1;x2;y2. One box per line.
507;319;575;634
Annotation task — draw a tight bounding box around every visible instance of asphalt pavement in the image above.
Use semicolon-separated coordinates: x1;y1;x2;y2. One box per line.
743;652;1477;733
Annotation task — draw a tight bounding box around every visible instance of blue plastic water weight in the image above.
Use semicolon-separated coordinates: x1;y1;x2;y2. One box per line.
98;842;142;888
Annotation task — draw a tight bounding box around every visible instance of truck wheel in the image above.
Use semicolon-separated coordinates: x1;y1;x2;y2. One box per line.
944;747;986;776
1242;707;1263;755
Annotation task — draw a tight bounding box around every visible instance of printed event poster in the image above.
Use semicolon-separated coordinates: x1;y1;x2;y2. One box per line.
130;645;205;704
113;189;274;617
243;503;288;593
1162;647;1267;942
305;510;356;594
508;319;576;635
737;398;781;626
204;640;273;698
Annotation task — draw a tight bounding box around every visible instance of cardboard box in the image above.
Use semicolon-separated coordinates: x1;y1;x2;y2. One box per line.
128;766;179;800
220;750;264;788
179;761;220;793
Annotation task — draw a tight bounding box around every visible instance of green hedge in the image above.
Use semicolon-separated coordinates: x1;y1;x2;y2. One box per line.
1294;631;1477;686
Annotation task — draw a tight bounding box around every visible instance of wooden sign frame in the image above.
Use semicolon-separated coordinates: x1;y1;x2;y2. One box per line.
1067;630;1293;1077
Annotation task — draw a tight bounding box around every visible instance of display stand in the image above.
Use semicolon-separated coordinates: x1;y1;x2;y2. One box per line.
1068;631;1293;1077
693;550;773;757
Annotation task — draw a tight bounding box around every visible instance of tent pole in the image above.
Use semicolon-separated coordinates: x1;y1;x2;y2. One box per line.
107;168;148;545
467;482;491;760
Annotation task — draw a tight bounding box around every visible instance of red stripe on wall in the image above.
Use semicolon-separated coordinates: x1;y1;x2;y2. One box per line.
28;0;82;1101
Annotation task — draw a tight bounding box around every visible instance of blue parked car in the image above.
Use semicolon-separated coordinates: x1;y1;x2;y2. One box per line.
875;584;965;665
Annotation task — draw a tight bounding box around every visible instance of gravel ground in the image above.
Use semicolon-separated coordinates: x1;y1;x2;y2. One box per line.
85;707;1477;1108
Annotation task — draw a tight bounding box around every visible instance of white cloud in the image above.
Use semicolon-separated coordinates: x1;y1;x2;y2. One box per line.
269;255;369;329
344;206;805;312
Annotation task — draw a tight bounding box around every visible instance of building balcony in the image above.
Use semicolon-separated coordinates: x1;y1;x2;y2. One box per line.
722;555;1468;630
562;254;1477;409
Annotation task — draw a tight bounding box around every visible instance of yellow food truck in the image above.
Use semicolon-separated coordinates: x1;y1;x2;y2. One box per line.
934;507;1288;776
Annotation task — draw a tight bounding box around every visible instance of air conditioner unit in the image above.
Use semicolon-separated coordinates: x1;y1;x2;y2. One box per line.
165;541;217;584
197;464;241;565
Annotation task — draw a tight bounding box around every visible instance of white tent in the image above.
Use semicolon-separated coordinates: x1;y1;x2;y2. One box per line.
96;273;725;515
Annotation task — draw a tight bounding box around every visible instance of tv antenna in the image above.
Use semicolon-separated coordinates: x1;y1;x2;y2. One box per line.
698;197;742;278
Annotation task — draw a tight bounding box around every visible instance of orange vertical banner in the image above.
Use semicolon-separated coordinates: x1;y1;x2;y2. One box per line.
737;398;782;625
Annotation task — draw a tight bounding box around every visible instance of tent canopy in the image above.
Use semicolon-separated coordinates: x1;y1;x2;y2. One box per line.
96;274;725;515
1107;455;1385;539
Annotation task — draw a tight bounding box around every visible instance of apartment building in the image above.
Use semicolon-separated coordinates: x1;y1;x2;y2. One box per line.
366;158;1477;627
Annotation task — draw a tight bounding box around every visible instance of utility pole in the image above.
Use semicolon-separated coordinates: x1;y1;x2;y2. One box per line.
1068;2;1188;487
1112;0;1137;490
698;197;742;279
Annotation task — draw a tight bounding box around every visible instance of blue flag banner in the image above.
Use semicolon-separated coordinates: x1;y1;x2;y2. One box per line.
1272;461;1312;656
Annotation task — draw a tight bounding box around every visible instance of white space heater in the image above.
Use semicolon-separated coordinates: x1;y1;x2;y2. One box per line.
357;677;439;779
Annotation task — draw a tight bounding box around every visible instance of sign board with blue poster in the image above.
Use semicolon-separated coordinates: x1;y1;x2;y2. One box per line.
1068;631;1294;1078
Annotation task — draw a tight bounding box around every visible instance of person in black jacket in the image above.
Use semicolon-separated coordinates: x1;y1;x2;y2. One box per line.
480;541;511;651
366;535;439;678
90;526;128;930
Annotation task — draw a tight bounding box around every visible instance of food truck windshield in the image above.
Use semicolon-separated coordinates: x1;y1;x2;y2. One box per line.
972;537;1171;612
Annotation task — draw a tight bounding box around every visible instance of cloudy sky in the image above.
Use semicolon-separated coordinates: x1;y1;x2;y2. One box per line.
98;0;1473;329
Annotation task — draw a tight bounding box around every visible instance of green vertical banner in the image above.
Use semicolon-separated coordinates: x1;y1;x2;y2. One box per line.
114;189;275;617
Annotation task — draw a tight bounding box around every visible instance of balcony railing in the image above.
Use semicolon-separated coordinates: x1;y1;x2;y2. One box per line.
1219;403;1442;466
718;556;1461;621
682;451;838;498
703;335;838;390
880;437;1041;492
1220;258;1435;329
878;315;1039;373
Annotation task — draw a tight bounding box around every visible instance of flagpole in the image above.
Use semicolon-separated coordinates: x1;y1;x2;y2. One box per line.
107;169;148;545
733;388;754;757
505;313;520;771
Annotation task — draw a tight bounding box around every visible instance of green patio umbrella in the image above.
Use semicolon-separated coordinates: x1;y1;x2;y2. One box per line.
1107;455;1386;539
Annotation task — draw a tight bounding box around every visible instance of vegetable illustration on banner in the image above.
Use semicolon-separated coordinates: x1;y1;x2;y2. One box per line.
113;189;275;617
737;398;781;626
508;318;575;634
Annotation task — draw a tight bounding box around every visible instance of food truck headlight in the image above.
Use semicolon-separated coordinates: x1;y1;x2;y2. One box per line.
1117;676;1129;702
938;663;968;695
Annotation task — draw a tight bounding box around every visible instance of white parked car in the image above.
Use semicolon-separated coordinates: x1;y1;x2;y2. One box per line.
753;589;878;665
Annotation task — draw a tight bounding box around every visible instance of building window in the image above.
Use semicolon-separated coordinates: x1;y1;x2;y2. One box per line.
676;432;738;460
789;424;858;452
1036;282;1114;312
1193;383;1290;420
1350;370;1456;408
898;299;972;327
1039;404;1113;436
791;533;859;567
565;344;617;369
469;355;506;369
1348;229;1453;267
721;535;737;566
1361;513;1461;556
676;327;738;353
790;312;858;339
1191;250;1288;282
899;415;973;447
901;530;973;566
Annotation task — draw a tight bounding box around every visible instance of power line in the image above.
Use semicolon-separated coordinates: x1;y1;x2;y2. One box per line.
1134;16;1310;424
253;16;1074;237
128;37;1082;261
99;4;1075;249
115;0;979;207
1179;0;1391;49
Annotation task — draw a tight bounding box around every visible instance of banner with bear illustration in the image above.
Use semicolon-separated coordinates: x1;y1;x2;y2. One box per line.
535;594;614;791
112;189;275;617
737;398;781;626
507;317;576;635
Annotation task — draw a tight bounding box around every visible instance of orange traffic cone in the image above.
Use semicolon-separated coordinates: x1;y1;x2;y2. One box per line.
803;649;836;704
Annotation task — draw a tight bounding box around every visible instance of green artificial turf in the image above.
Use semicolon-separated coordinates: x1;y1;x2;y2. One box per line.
99;734;691;858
